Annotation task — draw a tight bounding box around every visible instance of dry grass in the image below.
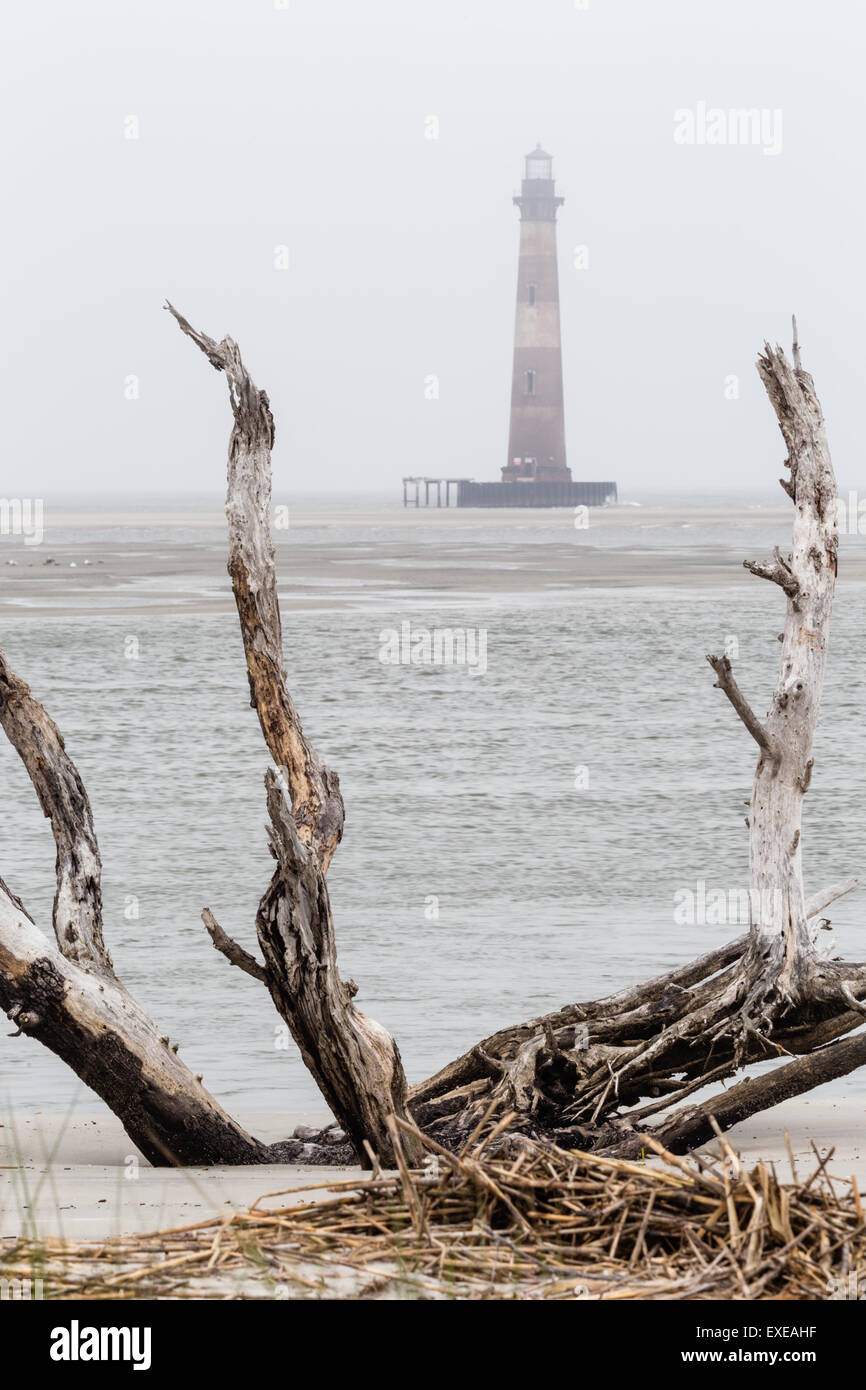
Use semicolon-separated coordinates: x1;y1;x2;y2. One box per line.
1;1118;860;1300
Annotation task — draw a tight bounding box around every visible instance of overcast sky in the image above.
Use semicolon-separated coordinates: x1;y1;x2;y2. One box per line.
2;0;863;496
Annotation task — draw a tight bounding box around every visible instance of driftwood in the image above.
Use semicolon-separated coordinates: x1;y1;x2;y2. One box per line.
1;312;864;1171
5;1126;862;1300
0;655;266;1165
165;303;421;1167
408;325;866;1157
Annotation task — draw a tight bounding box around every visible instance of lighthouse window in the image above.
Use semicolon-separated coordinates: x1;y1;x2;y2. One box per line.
528;283;536;306
525;370;536;395
527;156;551;180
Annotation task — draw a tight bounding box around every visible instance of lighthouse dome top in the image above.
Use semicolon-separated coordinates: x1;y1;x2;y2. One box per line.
524;144;553;179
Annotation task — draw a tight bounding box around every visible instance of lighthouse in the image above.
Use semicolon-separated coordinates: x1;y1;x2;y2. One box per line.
502;145;570;485
401;145;617;508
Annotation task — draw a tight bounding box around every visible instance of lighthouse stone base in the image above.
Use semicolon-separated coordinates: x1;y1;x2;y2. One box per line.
457;480;617;508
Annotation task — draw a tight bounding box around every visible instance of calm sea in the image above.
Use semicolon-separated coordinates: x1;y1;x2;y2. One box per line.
1;492;864;1119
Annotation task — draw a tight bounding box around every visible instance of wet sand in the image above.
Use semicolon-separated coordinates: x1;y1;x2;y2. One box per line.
6;501;866;618
0;1112;351;1240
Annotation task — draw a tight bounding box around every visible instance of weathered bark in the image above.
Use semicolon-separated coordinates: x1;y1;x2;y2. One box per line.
167;302;421;1167
201;908;267;982
256;775;420;1164
0;920;267;1166
717;325;840;1021
0;654;112;976
411;935;750;1110
163;304;343;871
624;1028;866;1160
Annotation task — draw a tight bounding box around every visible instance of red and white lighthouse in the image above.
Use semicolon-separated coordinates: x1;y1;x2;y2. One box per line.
502;145;570;485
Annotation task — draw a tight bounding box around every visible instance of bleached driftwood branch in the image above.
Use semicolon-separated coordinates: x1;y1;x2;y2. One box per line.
169;303;421;1166
201;908;267;982
705;654;774;754
0;654;113;975
166;302;344;872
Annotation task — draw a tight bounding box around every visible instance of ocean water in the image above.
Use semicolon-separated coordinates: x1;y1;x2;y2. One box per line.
1;496;865;1121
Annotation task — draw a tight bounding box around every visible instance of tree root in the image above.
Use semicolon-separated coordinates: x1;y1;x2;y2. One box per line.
406;934;866;1166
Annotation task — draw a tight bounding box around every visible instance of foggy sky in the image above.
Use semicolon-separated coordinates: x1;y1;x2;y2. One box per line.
2;0;863;496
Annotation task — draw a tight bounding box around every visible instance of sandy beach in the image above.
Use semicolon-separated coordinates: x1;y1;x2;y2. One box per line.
2;1100;864;1242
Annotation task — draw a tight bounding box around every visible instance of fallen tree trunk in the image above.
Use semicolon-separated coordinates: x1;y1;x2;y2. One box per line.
633;1028;866;1159
0;656;267;1165
0;876;267;1166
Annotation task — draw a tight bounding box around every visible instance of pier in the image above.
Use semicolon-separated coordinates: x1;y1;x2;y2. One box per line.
402;476;471;508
